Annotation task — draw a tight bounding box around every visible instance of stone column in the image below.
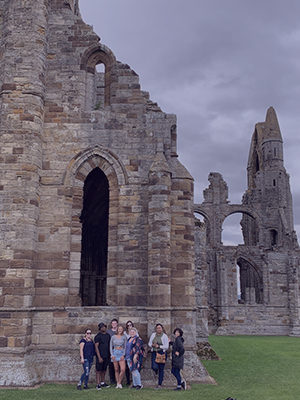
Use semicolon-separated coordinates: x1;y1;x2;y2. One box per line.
147;145;172;334
0;0;48;378
215;253;230;334
288;255;300;336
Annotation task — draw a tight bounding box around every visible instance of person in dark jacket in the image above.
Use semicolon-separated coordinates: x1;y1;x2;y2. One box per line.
169;328;186;390
125;327;144;390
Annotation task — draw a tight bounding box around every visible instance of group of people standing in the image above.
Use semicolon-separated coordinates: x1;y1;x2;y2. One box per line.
77;320;186;391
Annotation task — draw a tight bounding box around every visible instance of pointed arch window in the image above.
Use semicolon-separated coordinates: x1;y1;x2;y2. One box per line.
237;258;263;304
79;167;109;306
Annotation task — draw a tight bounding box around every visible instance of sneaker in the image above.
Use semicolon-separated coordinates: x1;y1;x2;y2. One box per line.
155;386;162;390
83;385;90;389
174;387;181;391
101;383;110;388
77;385;82;390
96;384;102;390
130;385;136;389
181;380;186;390
136;385;143;390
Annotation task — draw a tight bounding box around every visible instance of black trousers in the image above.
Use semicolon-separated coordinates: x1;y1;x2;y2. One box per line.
109;359;115;383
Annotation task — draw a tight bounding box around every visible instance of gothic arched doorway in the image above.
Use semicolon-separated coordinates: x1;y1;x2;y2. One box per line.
80;167;109;306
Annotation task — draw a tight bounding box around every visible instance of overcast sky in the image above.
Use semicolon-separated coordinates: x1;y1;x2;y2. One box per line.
80;0;300;244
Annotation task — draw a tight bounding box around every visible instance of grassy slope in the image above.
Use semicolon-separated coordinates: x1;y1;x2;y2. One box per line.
1;336;300;400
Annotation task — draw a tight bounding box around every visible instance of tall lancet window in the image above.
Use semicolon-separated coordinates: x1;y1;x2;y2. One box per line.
80;167;109;306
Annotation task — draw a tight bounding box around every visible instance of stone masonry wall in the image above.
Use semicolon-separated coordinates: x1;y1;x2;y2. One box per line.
0;0;209;385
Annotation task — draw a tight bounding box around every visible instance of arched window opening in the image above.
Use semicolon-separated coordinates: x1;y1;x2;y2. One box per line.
236;264;241;300
81;45;116;110
96;64;105;73
194;212;210;246
273;179;276;187
237;258;263;304
95;63;105;110
222;212;258;246
86;62;106;111
240;213;258;246
270;229;278;247
222;213;244;245
80;167;109;306
274;147;277;157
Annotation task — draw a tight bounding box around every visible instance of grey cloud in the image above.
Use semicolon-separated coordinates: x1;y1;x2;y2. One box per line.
80;0;300;239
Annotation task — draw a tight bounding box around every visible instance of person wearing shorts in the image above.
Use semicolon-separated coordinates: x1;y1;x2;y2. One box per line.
94;322;111;390
110;325;127;388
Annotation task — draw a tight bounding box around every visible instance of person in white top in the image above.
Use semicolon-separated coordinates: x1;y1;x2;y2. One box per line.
148;323;169;389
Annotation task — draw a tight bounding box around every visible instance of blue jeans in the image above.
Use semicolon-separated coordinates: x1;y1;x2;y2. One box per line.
79;357;93;386
127;359;141;387
171;367;182;386
151;351;167;386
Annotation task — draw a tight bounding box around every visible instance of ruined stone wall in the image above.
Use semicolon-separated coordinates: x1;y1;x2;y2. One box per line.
0;0;209;385
195;109;300;336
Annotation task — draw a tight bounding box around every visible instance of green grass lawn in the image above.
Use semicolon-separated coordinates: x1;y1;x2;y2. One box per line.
1;335;300;400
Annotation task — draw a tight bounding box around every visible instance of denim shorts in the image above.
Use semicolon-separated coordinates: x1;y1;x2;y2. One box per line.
112;348;124;362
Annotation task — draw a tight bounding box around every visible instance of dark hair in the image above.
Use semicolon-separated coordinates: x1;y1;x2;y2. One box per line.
173;328;183;336
155;323;164;332
98;322;107;330
125;320;134;332
111;318;118;324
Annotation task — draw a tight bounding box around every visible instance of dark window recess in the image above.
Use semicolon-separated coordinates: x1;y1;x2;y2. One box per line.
270;229;278;246
80;167;109;306
238;258;263;304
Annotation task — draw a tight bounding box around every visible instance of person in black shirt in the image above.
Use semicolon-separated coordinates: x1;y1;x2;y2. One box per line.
107;318;118;384
94;323;111;389
77;328;95;390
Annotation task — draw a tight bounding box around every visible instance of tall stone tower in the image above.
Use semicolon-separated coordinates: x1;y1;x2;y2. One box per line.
195;107;300;335
242;106;295;249
0;0;210;385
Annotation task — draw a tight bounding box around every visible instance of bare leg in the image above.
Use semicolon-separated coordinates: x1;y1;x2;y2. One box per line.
96;371;101;385
113;361;120;385
100;371;106;383
118;360;126;384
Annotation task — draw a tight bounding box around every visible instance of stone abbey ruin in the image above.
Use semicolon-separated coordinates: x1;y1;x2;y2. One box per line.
0;0;299;386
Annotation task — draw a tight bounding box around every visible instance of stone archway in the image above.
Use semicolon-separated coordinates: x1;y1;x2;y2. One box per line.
63;146;128;306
